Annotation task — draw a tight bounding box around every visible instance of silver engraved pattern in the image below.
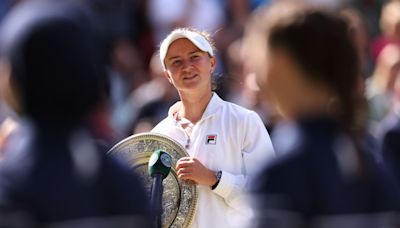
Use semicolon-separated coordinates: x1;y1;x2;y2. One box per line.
108;133;197;228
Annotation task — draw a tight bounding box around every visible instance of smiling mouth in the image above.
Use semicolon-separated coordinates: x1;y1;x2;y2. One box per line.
183;74;198;80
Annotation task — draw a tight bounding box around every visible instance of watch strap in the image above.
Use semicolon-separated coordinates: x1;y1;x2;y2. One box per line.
211;170;222;190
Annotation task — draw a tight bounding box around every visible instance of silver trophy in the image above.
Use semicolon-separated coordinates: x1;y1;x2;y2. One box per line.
108;133;198;228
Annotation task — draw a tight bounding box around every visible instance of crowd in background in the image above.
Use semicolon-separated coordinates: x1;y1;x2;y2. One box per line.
0;0;398;151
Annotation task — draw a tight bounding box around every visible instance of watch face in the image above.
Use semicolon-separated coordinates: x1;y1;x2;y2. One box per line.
160;153;172;168
217;171;222;179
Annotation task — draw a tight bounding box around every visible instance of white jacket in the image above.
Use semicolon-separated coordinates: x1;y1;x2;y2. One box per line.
152;93;275;228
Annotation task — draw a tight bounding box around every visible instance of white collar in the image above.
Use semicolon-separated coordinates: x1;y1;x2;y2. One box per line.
168;92;223;123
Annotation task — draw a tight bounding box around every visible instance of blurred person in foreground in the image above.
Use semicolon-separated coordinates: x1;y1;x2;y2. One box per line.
0;1;151;227
151;27;275;227
240;2;303;146
251;6;400;228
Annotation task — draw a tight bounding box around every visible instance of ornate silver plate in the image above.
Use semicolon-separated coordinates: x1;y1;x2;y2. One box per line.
108;133;197;228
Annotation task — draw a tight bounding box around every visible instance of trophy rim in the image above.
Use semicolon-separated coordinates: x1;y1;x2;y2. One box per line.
108;132;198;228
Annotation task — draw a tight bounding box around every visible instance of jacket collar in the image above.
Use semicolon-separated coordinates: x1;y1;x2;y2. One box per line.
168;92;223;123
202;92;223;119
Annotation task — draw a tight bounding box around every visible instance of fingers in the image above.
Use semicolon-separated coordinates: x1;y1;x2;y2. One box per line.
177;173;196;183
178;157;192;162
176;167;193;176
176;158;195;181
175;157;203;183
176;157;196;170
177;172;192;180
176;160;194;180
177;167;195;181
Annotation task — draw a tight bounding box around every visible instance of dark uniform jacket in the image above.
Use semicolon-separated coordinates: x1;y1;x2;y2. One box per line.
0;122;151;228
253;116;400;228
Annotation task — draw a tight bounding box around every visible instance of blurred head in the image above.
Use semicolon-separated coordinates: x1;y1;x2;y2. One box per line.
159;28;217;94
380;1;400;40
0;1;106;123
265;9;360;132
149;52;165;80
242;1;304;102
149;51;178;99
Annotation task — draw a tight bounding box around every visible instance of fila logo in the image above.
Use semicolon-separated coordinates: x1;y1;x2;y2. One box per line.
206;135;217;145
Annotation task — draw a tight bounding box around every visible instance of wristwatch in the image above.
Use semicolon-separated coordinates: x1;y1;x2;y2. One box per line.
211;170;222;190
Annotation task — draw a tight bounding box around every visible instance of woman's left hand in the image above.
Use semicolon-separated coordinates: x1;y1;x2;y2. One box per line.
176;157;217;187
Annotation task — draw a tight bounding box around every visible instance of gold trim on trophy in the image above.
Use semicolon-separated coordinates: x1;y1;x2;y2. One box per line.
108;133;198;228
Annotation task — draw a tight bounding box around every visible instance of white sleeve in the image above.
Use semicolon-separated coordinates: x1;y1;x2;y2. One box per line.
213;111;275;207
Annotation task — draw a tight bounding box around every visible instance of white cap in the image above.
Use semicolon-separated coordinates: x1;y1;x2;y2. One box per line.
159;28;214;70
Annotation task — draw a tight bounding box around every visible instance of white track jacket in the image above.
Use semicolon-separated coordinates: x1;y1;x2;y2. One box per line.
152;93;275;228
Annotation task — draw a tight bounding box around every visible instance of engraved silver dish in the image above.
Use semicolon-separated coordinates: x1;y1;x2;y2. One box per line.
108;133;197;228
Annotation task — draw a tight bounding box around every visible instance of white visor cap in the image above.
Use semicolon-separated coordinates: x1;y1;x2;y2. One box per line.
159;29;214;70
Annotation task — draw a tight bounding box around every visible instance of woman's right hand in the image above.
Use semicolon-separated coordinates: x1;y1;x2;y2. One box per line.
176;157;217;187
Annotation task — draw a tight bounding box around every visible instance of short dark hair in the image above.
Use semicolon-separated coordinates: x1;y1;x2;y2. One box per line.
268;9;361;132
0;1;107;122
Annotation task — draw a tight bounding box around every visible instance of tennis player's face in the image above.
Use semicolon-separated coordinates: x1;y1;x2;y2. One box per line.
164;38;215;92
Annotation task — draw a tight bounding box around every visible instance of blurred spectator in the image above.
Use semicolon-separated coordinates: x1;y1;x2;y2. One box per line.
371;0;400;60
108;52;179;136
250;5;400;227
0;119;18;160
0;103;21;161
224;39;254;108
84;0;154;64
0;1;151;226
148;0;225;44
108;38;149;137
348;0;386;39
109;40;148;110
212;0;251;78
241;1;303;134
224;38;279;132
366;44;400;135
0;0;21;162
83;0;153;139
0;73;20;160
131;52;179;134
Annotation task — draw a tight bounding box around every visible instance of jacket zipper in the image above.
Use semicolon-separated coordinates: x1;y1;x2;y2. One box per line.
177;116;212;150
